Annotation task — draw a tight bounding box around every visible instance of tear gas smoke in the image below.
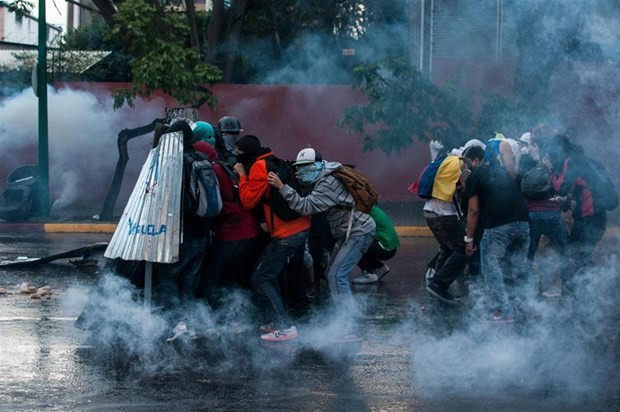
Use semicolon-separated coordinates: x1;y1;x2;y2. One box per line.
402;256;620;400
59;246;619;401
0;87;162;212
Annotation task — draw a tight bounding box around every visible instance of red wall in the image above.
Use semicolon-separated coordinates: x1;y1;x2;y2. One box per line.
3;64;618;219
53;83;430;206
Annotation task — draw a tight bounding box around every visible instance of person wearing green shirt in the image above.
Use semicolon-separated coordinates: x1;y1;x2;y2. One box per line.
352;205;400;284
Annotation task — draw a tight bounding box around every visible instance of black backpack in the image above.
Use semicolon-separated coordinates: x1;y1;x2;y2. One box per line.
183;152;223;218
264;155;303;221
520;166;554;201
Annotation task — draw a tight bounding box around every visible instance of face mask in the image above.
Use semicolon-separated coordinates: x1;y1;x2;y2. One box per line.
296;162;323;185
236;152;253;167
223;134;238;152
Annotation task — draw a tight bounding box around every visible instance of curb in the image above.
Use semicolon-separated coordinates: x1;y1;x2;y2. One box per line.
2;223;620;238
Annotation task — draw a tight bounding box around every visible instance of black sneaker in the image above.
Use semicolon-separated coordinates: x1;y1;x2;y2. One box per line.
426;283;460;305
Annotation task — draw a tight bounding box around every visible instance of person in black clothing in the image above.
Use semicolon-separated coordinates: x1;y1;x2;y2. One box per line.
155;120;211;314
540;135;608;293
463;145;531;323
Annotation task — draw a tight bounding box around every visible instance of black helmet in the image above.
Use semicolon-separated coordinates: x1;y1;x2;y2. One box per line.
218;116;242;133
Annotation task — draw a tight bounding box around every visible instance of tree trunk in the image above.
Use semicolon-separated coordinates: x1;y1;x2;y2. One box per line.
91;0;117;28
184;0;201;50
222;0;248;83
206;0;225;65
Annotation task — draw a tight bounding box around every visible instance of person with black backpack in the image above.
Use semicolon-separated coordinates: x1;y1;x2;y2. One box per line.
233;135;311;342
192;141;263;308
517;129;570;298
154;120;211;318
541;135;617;294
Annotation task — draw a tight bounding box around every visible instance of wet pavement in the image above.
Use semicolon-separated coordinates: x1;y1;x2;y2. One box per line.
1;232;619;411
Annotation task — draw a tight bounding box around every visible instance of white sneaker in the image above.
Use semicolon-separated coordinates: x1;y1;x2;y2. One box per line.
353;272;379;284
261;326;298;341
542;287;562;298
167;321;196;342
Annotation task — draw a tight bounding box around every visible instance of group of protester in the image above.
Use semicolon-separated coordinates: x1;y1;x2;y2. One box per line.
149;116;400;342
421;125;614;323
83;116;613;342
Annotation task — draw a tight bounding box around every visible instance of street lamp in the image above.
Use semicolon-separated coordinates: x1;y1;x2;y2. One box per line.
37;0;50;217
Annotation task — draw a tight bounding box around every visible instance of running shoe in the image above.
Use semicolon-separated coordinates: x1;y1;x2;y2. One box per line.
261;326;299;342
353;272;379;284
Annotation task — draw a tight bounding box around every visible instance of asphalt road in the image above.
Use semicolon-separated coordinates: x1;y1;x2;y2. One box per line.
0;232;619;411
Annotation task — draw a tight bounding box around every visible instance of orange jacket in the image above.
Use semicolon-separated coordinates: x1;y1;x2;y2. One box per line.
238;152;310;238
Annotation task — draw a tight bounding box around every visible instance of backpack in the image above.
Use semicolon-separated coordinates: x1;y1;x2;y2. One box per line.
331;165;379;214
409;155;447;199
485;138;503;167
520;166;554;201
264;155;303;221
580;156;619;212
183;152;223;218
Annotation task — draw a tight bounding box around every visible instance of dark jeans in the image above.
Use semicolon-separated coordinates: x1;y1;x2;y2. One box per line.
565;214;606;293
199;236;262;308
251;230;308;329
357;240;396;272
425;214;468;289
527;210;569;260
155;235;208;313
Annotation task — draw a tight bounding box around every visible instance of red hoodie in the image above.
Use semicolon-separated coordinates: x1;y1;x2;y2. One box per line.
194;141;263;241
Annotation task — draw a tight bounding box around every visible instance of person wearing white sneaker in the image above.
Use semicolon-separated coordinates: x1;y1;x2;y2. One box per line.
353;206;399;284
267;148;376;320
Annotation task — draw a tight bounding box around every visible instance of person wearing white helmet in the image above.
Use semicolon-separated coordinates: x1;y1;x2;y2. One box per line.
268;147;376;340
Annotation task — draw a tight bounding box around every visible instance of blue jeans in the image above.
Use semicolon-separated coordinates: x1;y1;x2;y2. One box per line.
327;231;375;309
251;230;308;329
480;221;530;316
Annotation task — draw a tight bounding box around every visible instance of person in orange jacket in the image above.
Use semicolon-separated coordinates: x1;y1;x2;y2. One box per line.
233;135;310;342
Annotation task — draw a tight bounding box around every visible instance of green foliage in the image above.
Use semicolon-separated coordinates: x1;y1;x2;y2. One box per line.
338;57;475;155
109;0;221;108
476;94;547;141
338;57;551;156
6;0;32;17
63;15;112;50
62;15;132;82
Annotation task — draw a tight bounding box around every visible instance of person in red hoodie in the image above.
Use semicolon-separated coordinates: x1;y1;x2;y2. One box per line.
233;135;311;342
192;140;264;308
541;135;607;296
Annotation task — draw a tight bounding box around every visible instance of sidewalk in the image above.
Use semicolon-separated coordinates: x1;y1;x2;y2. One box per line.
0;220;433;237
1;200;619;237
3;220;620;239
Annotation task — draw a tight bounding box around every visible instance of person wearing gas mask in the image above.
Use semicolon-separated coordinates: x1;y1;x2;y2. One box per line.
267;148;376;341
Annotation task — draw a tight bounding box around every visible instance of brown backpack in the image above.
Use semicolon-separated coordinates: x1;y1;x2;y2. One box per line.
331;165;379;214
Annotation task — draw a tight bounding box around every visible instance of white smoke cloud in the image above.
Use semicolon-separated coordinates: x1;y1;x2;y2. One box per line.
0;86;163;212
402;258;620;399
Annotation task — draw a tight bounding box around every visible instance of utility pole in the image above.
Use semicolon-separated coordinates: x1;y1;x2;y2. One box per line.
37;0;50;217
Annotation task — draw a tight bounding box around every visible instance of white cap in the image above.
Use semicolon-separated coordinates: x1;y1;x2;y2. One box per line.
293;148;323;165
